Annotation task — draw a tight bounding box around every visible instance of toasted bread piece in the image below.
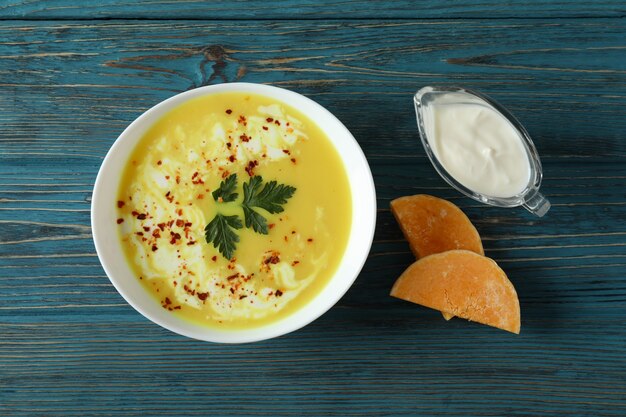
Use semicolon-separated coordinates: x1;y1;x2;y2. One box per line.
390;250;520;334
390;195;483;259
391;195;484;321
441;311;454;321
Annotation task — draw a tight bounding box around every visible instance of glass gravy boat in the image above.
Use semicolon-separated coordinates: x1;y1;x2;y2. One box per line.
414;86;550;217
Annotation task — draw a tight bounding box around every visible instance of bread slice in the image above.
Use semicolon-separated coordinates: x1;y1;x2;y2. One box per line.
390;194;483;259
391;195;484;321
390;250;520;334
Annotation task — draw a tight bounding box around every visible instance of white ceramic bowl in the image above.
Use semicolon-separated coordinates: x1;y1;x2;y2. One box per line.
91;83;376;343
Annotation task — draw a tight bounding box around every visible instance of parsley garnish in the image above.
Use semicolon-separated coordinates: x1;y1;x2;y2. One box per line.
204;214;242;260
242;176;296;234
242;205;269;234
212;173;239;202
243;176;297;215
204;175;296;259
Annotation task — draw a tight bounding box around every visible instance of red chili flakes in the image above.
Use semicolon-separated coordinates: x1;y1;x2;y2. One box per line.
157;160;162;166
185;222;192;227
169;232;182;245
183;284;195;296
136;232;143;236
274;120;281;126
239;295;248;300
117;201;125;208
175;175;181;184
152;229;161;238
116;218;124;224
266;117;274;123
227;273;240;281
238;115;247;125
165;191;174;203
164;297;171;305
137;213;147;220
291;230;296;234
191;172;204;185
165;175;170;180
142;226;150;232
211;256;217;262
177;209;183;216
175;219;184;227
290;158;296;164
239;133;250;142
245;160;259;177
292;260;300;266
262;126;268;131
226;142;232;149
228;155;236;163
225;109;232;115
264;253;280;265
131;210;139;216
157;223;166;231
221;170;230;179
282;149;291;155
197;292;209;301
268;223;275;230
307;238;314;243
187;241;196;246
275;289;283;297
197;194;204;200
151;245;158;252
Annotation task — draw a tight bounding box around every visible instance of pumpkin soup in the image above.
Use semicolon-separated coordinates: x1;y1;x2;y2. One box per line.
116;92;352;329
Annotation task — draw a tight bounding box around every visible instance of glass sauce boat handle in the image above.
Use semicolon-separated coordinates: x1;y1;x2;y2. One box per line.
522;191;551;217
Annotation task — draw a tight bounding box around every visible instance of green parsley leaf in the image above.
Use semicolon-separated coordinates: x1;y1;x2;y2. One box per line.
204;213;242;260
212;173;239;202
242;176;296;234
242;205;268;234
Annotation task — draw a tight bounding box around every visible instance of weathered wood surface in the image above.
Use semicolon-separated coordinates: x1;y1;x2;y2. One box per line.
1;0;624;19
1;15;626;417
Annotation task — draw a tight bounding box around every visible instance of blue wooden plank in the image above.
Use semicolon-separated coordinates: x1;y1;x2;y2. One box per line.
0;0;624;19
1;18;626;417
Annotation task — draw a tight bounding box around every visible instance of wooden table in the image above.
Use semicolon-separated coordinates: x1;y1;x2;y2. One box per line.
1;2;625;416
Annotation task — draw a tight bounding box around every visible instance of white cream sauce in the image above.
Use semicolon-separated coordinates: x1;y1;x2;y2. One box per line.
426;94;531;198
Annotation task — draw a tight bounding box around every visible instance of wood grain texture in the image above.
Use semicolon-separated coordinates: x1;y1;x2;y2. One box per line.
1;17;626;417
0;0;624;19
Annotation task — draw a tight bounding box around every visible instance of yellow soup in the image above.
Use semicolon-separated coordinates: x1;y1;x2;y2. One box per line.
116;92;352;329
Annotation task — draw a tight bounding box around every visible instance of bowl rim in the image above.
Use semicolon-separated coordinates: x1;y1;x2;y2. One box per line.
91;82;377;343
